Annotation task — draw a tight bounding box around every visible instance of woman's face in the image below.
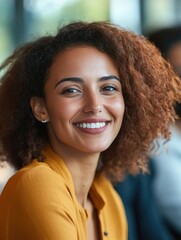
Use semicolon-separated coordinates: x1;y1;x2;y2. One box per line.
37;46;125;156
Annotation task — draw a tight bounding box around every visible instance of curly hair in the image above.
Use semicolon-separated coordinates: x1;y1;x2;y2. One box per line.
0;21;181;180
149;26;181;118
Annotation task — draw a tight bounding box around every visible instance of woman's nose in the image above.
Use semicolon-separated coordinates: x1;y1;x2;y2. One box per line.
83;93;102;114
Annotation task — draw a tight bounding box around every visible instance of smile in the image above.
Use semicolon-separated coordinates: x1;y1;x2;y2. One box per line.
76;122;106;129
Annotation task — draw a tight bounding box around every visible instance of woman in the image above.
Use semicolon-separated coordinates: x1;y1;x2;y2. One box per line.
0;21;181;240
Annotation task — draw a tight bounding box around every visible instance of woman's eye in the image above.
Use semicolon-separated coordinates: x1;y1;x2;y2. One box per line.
61;88;81;95
101;85;117;92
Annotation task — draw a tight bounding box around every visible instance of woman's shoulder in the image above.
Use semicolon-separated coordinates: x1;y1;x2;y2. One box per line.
0;160;78;239
8;160;60;187
1;160;73;204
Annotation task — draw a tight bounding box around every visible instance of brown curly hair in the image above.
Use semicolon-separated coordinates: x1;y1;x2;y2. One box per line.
0;21;181;180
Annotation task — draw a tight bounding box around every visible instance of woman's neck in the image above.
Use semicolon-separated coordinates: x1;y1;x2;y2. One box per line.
65;153;99;208
50;142;100;207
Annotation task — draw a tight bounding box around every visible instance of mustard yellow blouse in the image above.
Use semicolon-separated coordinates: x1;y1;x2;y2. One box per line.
0;147;127;240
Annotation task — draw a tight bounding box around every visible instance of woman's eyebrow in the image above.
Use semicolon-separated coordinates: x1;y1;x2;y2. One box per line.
54;77;83;88
99;75;120;81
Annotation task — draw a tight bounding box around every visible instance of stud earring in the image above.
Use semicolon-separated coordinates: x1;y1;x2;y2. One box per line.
41;119;49;123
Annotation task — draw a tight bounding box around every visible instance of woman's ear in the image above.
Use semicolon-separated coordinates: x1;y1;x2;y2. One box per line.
30;97;49;122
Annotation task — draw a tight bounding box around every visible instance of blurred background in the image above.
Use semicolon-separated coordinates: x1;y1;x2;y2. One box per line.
1;0;181;64
1;1;181;239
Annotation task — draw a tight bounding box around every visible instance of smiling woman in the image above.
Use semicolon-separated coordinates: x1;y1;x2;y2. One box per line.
0;21;181;240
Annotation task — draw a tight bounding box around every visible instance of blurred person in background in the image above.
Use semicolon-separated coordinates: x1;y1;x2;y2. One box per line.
0;146;16;194
0;161;16;194
149;26;181;238
115;161;175;240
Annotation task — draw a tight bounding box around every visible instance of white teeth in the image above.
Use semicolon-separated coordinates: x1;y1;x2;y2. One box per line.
76;122;106;129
